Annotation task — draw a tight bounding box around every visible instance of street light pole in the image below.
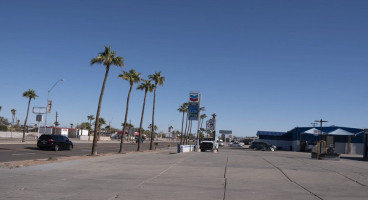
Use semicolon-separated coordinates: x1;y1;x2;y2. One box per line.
44;79;64;133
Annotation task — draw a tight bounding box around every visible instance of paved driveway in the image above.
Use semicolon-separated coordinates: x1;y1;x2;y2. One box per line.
1;148;367;200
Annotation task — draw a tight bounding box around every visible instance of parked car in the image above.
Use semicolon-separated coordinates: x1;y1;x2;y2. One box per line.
37;134;73;151
249;141;276;151
218;140;224;147
229;142;244;147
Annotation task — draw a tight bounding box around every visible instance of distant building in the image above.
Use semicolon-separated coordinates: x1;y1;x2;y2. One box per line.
257;126;367;155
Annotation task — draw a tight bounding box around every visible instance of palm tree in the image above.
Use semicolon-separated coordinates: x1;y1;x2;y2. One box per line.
137;79;154;151
178;103;188;145
148;72;165;150
70;123;74;128
98;117;106;140
22;89;38;142
148;124;158;141
200;114;207;129
0;106;2;112
54;121;60;127
11;109;16;126
118;69;141;153
87;115;95;130
90;45;124;156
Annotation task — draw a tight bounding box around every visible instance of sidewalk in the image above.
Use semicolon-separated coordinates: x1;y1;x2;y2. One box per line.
1;148;368;200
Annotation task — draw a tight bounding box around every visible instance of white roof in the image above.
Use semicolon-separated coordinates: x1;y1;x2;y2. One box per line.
327;128;356;136
303;128;325;135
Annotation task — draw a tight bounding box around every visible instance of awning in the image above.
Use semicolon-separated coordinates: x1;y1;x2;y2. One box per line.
326;128;356;136
303;128;325;135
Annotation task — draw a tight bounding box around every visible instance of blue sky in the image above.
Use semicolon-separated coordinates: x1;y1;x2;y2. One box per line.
1;0;368;136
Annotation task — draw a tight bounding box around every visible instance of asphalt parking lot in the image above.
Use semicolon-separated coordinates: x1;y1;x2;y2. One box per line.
1;147;368;200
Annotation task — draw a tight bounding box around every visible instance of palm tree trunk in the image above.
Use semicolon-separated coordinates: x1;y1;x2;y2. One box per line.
180;111;184;145
150;86;157;150
184;114;189;145
22;98;31;142
92;65;110;156
138;90;148;151
119;84;133;153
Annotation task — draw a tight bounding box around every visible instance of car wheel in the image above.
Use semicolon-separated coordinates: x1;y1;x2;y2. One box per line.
68;144;73;151
217;149;219;152
54;145;59;151
38;147;43;150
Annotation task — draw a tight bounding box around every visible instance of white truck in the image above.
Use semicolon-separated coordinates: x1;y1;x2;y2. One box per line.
200;138;219;152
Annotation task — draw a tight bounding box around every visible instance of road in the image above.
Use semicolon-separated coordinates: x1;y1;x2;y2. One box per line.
0;141;179;162
1;147;368;200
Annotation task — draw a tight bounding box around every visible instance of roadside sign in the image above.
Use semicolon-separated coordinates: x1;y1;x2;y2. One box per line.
47;100;52;113
36;115;43;122
219;130;232;134
189;92;200;103
188;103;199;120
206;119;214;130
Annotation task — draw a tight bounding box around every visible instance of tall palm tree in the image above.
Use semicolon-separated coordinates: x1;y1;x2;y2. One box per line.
148;72;165;150
118;69;141;153
178;103;188;145
70;123;74;128
0;106;2;112
200;114;207;129
90;45;124;156
137;79;154;151
22;89;38;142
11;109;16;126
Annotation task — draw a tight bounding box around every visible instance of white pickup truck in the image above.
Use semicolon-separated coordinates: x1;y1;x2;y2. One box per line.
200;138;219;152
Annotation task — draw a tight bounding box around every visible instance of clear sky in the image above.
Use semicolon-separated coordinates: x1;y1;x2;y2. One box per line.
1;0;368;136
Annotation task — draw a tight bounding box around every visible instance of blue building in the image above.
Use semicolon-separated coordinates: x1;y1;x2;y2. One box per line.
257;126;367;155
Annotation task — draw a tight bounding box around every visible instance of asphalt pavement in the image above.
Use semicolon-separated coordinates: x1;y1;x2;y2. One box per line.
0;140;180;162
1;147;368;200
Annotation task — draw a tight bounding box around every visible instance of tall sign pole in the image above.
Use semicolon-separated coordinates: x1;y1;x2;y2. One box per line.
189;91;201;152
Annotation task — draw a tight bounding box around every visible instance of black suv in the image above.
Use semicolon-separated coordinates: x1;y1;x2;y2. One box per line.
37;135;73;151
249;141;275;151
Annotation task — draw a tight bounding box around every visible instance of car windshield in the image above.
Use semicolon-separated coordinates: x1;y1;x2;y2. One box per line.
202;138;213;141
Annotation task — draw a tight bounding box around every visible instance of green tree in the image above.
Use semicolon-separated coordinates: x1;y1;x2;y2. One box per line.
148;124;158;140
137;79;154;151
148;72;165;150
90;45;124;156
77;122;91;130
118;69;141;153
22;89;38;142
11;109;16;126
177;103;188;145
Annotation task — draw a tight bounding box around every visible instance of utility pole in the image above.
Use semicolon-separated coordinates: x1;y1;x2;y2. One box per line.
315;119;328;135
55;112;58;124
